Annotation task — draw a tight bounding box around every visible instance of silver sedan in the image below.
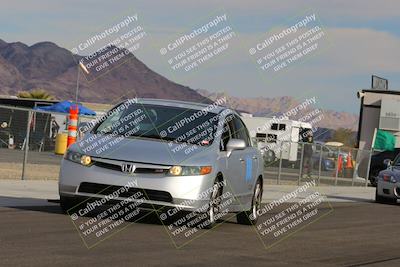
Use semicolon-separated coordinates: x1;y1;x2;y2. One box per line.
59;98;264;226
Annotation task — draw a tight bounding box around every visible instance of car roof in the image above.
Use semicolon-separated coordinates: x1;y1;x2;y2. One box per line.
125;98;230;114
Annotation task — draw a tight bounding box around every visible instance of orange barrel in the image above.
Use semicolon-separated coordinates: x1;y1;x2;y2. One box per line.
67;104;79;147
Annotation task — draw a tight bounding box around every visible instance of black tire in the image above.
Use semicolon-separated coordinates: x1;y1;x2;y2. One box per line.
375;188;397;204
60;196;79;214
263;150;276;165
237;179;263;225
369;169;379;187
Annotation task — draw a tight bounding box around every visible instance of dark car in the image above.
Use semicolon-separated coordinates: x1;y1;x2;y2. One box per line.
359;148;400;186
375;156;400;204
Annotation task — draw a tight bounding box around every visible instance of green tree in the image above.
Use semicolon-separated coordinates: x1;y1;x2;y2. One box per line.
17;89;56;100
329;128;356;147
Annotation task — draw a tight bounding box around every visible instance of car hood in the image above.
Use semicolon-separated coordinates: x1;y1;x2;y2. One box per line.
73;134;213;166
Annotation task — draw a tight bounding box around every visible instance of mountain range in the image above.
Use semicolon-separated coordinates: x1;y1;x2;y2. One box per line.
0;39;358;130
0;39;210;105
196;89;358;131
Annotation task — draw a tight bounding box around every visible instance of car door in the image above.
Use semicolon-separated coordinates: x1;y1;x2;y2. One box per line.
227;115;258;203
219;115;245;199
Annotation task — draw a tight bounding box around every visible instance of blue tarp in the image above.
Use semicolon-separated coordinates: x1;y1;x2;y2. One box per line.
34;101;96;116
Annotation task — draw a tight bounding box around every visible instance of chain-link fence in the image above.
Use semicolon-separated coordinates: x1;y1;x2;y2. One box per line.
261;140;374;187
0;105;93;180
1;104;376;186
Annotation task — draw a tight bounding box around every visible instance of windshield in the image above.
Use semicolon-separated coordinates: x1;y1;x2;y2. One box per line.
392;154;400;166
92;103;220;146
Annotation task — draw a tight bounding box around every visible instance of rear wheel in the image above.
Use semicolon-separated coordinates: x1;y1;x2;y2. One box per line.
263;150;275;166
237;179;263;225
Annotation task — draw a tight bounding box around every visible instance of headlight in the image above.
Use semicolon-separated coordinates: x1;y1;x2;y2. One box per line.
64;150;92;166
168;166;212;176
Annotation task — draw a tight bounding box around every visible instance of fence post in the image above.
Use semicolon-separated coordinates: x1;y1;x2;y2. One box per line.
21;111;32;180
365;149;373;187
334;148;341;186
351;149;355;187
318;144;323;186
298;143;304;186
277;141;283;185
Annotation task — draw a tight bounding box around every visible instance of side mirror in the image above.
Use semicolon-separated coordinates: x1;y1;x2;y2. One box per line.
226;139;246;157
383;159;392;167
78;122;92;139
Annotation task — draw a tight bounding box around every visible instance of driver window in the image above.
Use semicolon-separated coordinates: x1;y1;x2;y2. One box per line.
220;115;234;151
220;123;230;151
232;115;251;147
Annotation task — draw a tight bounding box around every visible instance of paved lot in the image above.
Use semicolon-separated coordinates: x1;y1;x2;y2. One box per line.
0;179;376;204
0;180;397;266
0;200;399;266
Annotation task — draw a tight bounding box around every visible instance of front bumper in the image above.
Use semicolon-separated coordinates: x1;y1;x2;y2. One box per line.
377;180;400;199
58;159;216;212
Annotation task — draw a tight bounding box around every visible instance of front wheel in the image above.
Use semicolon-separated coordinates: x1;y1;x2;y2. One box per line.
60;196;80;214
369;169;379;187
375;188;397;204
237;179;263;225
203;180;223;229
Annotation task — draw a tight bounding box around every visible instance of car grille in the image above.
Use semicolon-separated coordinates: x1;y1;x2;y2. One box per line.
78;182;173;203
93;161;169;174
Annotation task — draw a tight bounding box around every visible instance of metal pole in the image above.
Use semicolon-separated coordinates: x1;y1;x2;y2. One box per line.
334;148;341;186
318;144;323;186
277;141;283;185
351;149;355;187
75;64;80;103
365;149;373;187
298;143;304;186
22;111;32;180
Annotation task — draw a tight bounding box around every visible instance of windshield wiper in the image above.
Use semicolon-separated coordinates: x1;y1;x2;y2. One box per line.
126;133;176;142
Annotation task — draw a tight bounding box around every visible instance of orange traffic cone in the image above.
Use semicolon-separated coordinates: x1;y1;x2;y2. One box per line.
336;154;343;176
67;104;79;147
345;151;353;169
343;150;354;178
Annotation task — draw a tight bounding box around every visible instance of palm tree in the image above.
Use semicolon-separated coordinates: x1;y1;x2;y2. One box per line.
17;89;56;100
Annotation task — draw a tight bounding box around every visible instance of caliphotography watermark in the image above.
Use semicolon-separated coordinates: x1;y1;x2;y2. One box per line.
157;97;230;159
76;98;149;156
156;180;240;248
248;96;325;160
159;13;236;74
248;13;328;74
253;181;333;249
67;179;153;248
70;13;147;82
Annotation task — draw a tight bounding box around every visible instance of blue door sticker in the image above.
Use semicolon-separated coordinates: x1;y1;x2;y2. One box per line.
245;156;252;182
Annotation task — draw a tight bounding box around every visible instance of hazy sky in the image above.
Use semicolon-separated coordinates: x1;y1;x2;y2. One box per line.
1;0;400;113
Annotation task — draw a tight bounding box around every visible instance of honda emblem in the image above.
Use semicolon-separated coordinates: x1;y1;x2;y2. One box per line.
121;163;136;174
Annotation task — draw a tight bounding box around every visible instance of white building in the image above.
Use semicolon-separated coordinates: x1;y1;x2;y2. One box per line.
357;89;400;150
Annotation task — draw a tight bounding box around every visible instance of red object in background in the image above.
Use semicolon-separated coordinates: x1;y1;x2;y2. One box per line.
67;104;79;147
345;151;353;169
337;154;343;175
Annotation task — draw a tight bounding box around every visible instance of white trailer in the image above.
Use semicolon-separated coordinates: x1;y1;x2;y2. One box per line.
241;116;312;162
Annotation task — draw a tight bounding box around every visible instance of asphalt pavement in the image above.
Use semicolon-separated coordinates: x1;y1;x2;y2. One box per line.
1;195;400;266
